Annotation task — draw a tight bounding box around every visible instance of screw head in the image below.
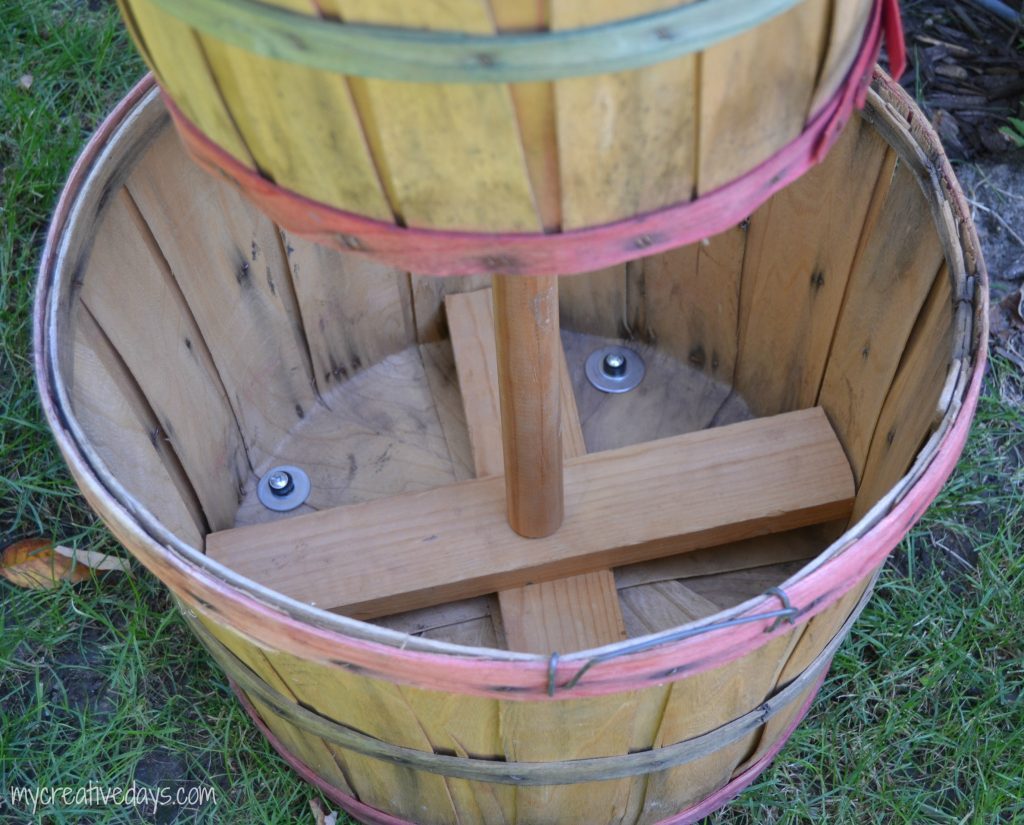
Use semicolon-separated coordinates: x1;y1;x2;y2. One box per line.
602;352;627;377
267;470;293;496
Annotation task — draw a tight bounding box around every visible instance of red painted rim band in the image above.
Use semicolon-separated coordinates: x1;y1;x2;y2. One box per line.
232;665;829;825
162;0;894;277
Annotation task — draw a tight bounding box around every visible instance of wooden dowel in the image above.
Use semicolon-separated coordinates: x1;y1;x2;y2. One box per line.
492;275;564;538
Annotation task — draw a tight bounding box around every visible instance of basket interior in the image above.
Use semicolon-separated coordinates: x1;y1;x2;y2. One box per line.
54;95;963;653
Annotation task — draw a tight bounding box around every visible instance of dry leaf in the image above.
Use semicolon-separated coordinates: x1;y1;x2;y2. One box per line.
18;73;33;91
308;799;338;825
1;538;130;590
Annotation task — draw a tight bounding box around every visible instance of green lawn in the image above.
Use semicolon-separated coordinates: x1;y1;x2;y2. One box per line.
2;2;1022;823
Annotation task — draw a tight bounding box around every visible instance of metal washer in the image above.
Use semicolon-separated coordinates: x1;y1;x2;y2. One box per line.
585;345;645;394
257;465;311;512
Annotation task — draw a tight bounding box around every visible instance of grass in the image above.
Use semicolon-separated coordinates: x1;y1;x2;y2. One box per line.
2;1;1023;823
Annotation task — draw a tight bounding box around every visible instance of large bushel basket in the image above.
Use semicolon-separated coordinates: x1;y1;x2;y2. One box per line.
36;73;986;824
116;0;903;273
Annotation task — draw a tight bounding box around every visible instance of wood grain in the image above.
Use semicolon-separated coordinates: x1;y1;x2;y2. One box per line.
327;0;542;232
78;189;249;531
551;0;698;229
121;0;254;164
207;408;855;618
445;287;625;653
733;115;891;416
853;267;954;520
125;129;320;473
493;275;565;537
817;157;947;483
69;304;206;547
280;230;415;397
199;36;394;219
697;0;830;194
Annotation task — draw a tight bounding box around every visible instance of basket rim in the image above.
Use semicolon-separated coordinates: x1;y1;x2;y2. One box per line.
34;71;988;699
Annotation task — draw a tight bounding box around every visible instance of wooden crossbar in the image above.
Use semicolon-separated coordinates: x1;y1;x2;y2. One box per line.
207;407;854;620
446;288;626;653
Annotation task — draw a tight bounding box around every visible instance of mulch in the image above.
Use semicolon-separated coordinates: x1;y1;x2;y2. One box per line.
894;0;1024;160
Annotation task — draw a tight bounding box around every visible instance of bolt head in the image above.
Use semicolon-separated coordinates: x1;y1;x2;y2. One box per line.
602;352;627;377
267;470;293;494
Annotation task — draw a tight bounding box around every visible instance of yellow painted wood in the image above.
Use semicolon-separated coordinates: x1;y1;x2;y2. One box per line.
125;129;320;473
809;0;874;115
733;116;890;415
121;0;254;165
491;0;562;232
853;268;954;520
199;37;394;220
552;0;698;229
817;157;947;483
194;614;359;799
698;0;830;194
636;631;798;823
70;304;206;547
326;1;542;232
732;579;869;775
259;647;462;824
78;189;249;531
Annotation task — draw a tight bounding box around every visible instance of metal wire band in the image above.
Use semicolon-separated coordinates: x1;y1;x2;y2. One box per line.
144;0;804;84
181;578;873;785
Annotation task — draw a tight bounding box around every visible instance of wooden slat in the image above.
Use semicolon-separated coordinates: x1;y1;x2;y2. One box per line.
70;305;206;548
493;277;565;537
733;115;891;416
445;287;625;652
636;223;746;385
817;158;947;482
490;0;561;232
121;0;254;165
552;0;697;229
125;129;320;473
697;0;830;194
199;38;394;220
636;630;799;823
327;1;541;232
194;614;360;801
207;407;855;618
280;230;415;397
809;0;874;115
79;190;249;531
852;267;953;520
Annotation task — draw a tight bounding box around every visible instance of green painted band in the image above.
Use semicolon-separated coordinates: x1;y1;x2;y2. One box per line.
143;0;805;83
180;575;874;785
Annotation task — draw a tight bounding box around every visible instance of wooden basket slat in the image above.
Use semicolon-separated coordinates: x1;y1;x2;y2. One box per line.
733;113;892;417
119;0;253;166
696;0;831;195
635;222;746;386
199;37;395;222
817;157;947;485
280;230;417;397
70;304;206;546
809;0;875;115
124;129;322;473
853;265;955;522
78;189;250;531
